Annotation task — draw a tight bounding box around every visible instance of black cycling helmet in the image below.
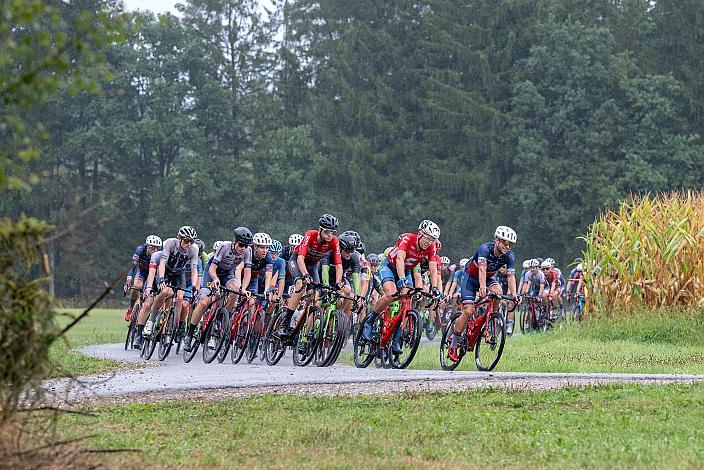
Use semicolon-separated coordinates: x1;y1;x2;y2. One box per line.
195;238;205;255
368;253;380;267
574;257;583;263
233;226;253;244
357;241;366;255
339;233;357;251
342;230;361;246
318;214;339;230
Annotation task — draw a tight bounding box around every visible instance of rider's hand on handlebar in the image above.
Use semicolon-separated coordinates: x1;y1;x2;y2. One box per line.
431;287;443;300
209;278;220;291
157;277;166;290
396;278;410;290
478;285;488;298
302;274;313;284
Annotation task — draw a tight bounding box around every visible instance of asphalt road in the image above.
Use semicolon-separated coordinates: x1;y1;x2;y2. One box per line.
41;342;704;403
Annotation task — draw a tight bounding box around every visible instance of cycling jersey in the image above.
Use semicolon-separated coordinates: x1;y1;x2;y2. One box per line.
524;270;546;285
497;272;509;294
295;229;342;265
323;250;361;278
544;268;559;287
160;238;199;275
212;241;251;272
248;247;274;279
386;233;437;272
360;257;371;281
271;257;286;282
128;244;152;280
465;242;516;278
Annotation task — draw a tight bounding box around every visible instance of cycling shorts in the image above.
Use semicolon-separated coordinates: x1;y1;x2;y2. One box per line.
460;271;499;304
287;254;321;284
200;266;238;296
379;259;413;287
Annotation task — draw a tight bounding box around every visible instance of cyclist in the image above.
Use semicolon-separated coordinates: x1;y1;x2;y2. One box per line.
132;247;163;349
123;235;162;321
141;226;200;342
566;262;585;302
243;232;275;298
447;258;468;311
277;214;344;337
269;240;286;298
281;233;303;302
322;232;360;320
361;220;443;355
541;259;561;315
448;226;518;360
183;227;253;351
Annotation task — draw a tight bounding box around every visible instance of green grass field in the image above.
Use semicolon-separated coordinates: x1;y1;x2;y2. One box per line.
344;309;704;374
49;308;128;378
58;383;704;468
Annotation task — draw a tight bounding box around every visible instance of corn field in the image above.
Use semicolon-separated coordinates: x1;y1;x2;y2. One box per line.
583;191;704;316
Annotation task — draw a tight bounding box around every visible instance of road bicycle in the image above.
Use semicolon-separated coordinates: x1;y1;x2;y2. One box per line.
313;284;360;367
440;293;518;371
124;286;143;351
140;285;187;361
354;287;437;370
519;294;547;333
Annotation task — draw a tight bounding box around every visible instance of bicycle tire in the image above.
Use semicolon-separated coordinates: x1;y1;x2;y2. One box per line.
183;319;202;363
216;319;232;364
317;309;341;367
353;321;376;368
203;307;229;364
124;309;138;351
440;317;464;371
157;306;178;361
144;310;164;361
292;314;318;367
246;310;263;363
391;310;422;369
475;312;506;371
230;311;250;364
264;308;286;366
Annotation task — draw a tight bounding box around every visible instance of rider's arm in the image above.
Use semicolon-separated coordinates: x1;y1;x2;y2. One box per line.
263;270;273;292
395;250;407;281
145;266;156;294
335;263;343;285
478;260;488;290
428;260;440;290
241;267;252;292
507;273;517;297
321;264;330;285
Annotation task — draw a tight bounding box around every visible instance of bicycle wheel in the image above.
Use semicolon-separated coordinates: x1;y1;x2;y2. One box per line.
246;310;263;363
230;311;250;364
203;307;229;364
216;318;232;364
265;309;286;366
143;310;164;361
475;312;506;371
157;306;178;361
293;314;319;367
124;308;139;351
353;321;376;368
440;316;464;371
316;309;341;367
183;319;202;363
391;310;422;369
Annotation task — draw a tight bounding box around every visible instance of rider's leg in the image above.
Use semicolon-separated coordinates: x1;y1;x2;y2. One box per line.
362;280;398;341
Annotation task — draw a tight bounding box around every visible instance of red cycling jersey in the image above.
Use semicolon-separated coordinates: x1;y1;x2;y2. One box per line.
295;229;342;265
387;233;437;273
544;268;558;287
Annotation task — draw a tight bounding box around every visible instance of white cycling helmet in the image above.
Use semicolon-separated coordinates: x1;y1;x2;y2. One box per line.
288;233;304;247
459;258;470;269
576;263;583;271
178;225;197;240
253;232;273;246
494;225;517;244
212;240;224;252
529;258;540;268
441;256;450;265
145;235;162;248
522;260;530;269
540;260;551;269
545;257;555;267
418;219;441;239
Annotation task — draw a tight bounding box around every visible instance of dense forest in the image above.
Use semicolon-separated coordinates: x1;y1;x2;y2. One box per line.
2;0;703;300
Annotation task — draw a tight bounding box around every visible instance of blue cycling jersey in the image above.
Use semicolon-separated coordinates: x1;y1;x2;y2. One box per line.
465;242;516;278
127;244;151;280
271;257;286;281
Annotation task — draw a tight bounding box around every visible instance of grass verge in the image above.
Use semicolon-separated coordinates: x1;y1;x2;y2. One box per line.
58;383;704;468
49;308;129;378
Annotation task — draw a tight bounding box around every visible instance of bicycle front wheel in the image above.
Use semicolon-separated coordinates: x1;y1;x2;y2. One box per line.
231;311;250;364
157;306;178;361
474;312;506;371
203;307;229;364
391;310;422;369
440;316;464;371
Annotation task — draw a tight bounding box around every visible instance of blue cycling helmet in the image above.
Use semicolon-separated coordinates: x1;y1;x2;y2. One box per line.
270;239;283;254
